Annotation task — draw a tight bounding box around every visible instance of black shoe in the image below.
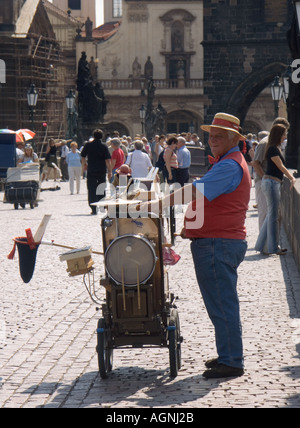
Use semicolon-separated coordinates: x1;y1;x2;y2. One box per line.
202;363;244;379
205;358;219;369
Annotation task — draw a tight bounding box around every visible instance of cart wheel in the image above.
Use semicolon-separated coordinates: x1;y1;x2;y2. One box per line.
96;318;113;379
172;308;182;370
14;203;19;210
168;309;182;378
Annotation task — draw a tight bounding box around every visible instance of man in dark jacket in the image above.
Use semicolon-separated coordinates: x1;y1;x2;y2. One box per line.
81;129;112;214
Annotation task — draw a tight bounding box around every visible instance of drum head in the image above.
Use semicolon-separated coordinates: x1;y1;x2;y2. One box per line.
105;234;156;286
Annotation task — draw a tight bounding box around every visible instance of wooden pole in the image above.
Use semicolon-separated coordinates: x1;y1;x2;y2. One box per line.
41;240;103;256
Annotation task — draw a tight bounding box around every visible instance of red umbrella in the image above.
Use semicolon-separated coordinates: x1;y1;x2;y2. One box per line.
0;129;24;143
15;129;36;141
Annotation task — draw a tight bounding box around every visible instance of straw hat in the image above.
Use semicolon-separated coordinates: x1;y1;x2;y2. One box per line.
201;113;246;140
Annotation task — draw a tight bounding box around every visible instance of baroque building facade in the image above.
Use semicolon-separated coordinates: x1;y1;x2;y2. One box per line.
76;0;205;138
75;0;291;139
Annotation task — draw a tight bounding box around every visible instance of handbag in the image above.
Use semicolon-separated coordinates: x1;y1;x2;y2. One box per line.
163;247;181;266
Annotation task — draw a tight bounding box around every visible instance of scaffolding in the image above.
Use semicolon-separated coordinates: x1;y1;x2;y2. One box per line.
0;31;70;154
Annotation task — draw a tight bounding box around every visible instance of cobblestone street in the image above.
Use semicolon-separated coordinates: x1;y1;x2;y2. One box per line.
0;180;300;408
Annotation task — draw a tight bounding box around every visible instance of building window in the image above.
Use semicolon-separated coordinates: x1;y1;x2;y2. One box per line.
113;0;122;18
172;21;184;53
68;0;81;10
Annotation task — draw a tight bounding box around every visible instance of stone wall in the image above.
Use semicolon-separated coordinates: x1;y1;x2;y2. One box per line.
281;177;300;271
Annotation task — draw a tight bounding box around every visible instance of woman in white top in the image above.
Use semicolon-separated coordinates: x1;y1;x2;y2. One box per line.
17;143;39;165
126;140;152;178
66;142;82;194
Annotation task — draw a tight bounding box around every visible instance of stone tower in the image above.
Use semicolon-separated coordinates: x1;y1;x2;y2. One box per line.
202;0;293;126
0;0;26;32
52;0;96;27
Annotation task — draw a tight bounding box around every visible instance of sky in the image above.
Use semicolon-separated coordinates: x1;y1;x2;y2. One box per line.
48;0;104;27
96;0;104;26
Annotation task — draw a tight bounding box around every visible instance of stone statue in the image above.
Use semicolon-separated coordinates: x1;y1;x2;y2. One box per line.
147;77;156;104
76;52;107;123
77;51;90;92
94;82;108;118
172;26;184;52
144;56;153;79
145;78;166;139
145;107;157;140
155;101;167;135
132;57;142;78
89;56;98;82
85;17;93;39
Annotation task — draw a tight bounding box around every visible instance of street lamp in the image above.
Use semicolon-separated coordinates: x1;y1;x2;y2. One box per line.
188;120;195;134
296;0;300;31
66;89;76;139
271;76;283;118
27;83;38;130
139;104;146;135
282;66;292;104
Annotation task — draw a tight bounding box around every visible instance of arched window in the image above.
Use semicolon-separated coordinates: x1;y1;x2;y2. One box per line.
160;10;196;84
171;21;184;53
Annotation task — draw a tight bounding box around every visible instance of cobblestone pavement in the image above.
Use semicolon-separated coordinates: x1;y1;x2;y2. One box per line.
0;179;300;408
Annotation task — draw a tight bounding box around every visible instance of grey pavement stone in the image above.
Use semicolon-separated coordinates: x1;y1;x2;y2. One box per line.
0;180;299;408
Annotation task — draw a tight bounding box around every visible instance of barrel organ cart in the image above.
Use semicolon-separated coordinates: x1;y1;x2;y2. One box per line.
61;194;183;379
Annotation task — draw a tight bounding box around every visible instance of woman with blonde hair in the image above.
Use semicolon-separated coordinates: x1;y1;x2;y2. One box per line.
17;144;39;165
66;142;82;194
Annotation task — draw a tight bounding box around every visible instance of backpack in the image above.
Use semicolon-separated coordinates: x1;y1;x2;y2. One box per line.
155;149;165;171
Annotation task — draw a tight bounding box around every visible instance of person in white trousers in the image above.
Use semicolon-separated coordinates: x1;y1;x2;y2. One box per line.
66;142;82;195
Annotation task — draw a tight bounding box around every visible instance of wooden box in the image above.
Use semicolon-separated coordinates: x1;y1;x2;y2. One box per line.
59;246;94;276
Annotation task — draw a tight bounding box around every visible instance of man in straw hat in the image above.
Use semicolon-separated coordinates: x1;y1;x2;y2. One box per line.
142;112;251;378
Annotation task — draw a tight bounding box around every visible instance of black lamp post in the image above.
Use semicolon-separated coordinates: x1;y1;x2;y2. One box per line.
282;66;292;104
271;76;283;119
296;0;300;30
66;89;76;139
189;120;195;134
139;104;146;135
27;83;38;131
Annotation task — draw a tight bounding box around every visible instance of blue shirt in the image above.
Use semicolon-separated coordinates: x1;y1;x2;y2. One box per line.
193;147;243;201
177;146;191;169
66;150;82;168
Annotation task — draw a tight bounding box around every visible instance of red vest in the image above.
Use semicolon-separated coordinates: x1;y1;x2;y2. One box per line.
185;151;251;240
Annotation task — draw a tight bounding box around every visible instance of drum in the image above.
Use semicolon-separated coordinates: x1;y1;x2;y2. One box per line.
105;234;157;286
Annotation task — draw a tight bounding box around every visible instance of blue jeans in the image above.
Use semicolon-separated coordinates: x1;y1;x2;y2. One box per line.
191;238;247;369
255;178;281;254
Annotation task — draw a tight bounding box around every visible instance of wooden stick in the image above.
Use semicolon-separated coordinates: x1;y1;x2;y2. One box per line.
121;266;126;312
137;265;141;311
41;240;103;255
33;215;52;243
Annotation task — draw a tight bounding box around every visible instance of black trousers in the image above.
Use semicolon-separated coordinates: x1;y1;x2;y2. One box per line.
176;168;190;187
87;175;106;213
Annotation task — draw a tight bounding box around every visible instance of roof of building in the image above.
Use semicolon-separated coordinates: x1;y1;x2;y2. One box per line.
81;21;121;41
14;0;40;37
